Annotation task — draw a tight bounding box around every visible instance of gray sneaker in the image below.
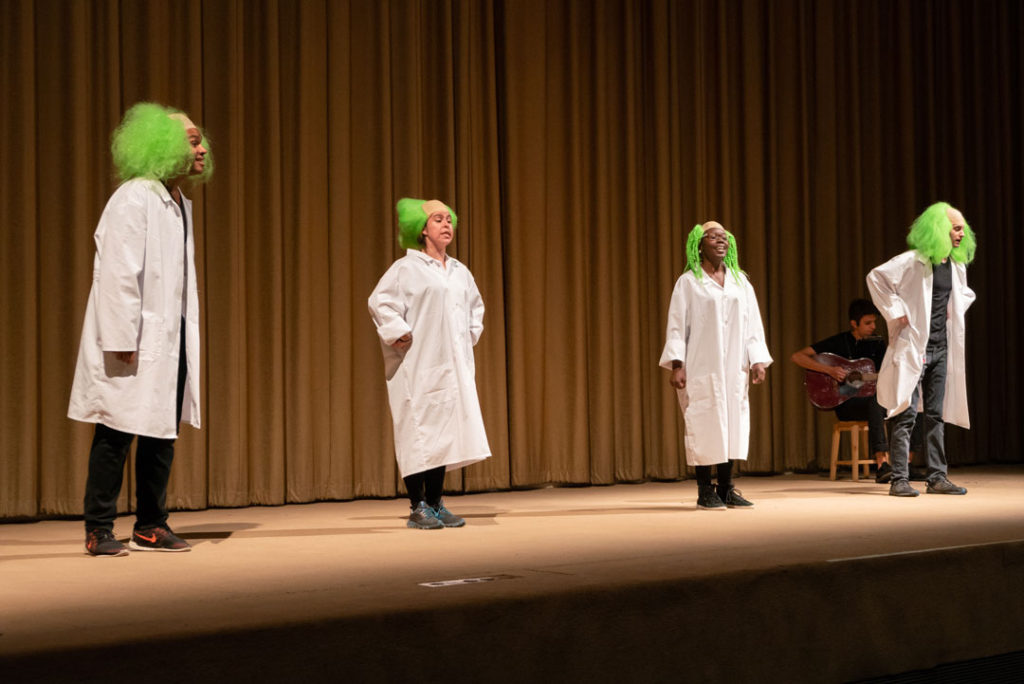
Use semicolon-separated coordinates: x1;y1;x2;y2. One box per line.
407;501;444;529
432;500;466;527
889;479;920;497
926;476;967;495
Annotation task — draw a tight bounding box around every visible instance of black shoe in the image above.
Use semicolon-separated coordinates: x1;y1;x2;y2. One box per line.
696;485;726;510
875;462;893;484
909;466;929;482
719;486;754;508
407;501;444;529
926;476;967;495
85;528;129;557
432;500;465;527
129;526;192;552
889;479;920;497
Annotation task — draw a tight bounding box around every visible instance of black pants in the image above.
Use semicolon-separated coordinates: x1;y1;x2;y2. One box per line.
695;461;733;495
83;323;187;532
403;466;446;509
835;396;889;454
888;346;948;483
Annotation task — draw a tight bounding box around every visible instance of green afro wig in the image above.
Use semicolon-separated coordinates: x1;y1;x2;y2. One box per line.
685;223;743;283
395;197;458;250
110;102;213;184
907;202;976;265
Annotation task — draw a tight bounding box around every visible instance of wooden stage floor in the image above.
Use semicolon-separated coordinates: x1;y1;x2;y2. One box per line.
2;466;1023;683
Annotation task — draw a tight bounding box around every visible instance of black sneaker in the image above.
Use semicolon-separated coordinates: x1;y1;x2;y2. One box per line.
129;526;192;552
875;462;893;484
407;501;444;529
696;485;726;510
926;476;967;495
889;479;920;497
432;500;465;527
85;528;129;557
719;486;754;508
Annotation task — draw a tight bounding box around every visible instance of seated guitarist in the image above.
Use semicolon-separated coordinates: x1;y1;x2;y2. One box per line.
791;299;895;482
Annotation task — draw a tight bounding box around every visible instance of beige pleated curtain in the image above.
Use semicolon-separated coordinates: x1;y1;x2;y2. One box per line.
2;0;1021;519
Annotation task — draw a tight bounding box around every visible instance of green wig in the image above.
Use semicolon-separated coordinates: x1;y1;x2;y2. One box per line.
395;197;458;250
906;202;975;265
685;223;743;283
110;102;214;184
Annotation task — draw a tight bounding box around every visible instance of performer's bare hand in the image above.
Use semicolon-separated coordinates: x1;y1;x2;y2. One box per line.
750;363;767;384
828;366;848;382
670;365;687;390
894;315;910;334
392;334;412;351
113;351;137;364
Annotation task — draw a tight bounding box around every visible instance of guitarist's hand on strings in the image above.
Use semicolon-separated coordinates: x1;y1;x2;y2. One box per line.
670;361;687;390
827;365;849;382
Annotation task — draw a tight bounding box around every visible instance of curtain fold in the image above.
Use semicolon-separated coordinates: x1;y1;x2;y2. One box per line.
2;0;1021;519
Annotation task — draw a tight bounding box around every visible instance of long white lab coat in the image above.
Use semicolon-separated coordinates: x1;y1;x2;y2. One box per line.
68;179;201;439
865;250;975;427
368;249;491;477
659;270;773;466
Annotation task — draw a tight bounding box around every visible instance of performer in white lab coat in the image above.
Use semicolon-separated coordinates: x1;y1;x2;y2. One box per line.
660;222;772;510
69;102;212;556
866;202;977;497
368;198;491;529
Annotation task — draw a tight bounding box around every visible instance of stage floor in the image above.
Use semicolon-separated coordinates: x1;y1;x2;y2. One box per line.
2;466;1023;682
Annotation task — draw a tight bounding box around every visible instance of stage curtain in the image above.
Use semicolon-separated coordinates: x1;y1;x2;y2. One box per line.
2;0;1021;519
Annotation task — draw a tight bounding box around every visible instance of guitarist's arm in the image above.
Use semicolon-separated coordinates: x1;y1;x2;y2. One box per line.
791;346;848;382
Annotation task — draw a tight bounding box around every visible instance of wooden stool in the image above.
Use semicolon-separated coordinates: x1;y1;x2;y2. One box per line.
829;420;872;481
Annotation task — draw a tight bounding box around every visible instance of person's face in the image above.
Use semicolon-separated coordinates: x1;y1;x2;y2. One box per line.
186;127;207;175
851;314;876;339
422;211;453;249
947;207;965;249
700;223;729;260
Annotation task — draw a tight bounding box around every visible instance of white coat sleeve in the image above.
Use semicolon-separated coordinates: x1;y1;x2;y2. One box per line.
744;280;773;368
659;276;688;370
96;187;148;352
467;273;485;346
368;263;413;345
866;255;910;323
961;276;977;312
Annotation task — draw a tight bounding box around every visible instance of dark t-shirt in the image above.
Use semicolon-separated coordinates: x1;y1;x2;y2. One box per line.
811;331;885;370
929;259;951;350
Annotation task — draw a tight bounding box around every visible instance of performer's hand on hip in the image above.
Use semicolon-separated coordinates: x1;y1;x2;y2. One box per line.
751;363;767;384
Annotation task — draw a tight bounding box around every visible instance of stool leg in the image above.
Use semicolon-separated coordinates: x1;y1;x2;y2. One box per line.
861;426;871;477
830;426;840;480
851;427;859;481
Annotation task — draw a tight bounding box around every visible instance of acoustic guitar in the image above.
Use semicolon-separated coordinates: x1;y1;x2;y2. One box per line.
803;352;878;409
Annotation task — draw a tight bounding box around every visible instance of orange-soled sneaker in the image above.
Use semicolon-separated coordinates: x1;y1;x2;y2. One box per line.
129;526;192;552
85;528;129;557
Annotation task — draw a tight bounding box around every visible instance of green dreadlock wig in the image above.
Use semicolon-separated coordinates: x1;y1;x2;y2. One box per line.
395;197;458;250
110;102;214;184
906;202;976;265
685;223;743;283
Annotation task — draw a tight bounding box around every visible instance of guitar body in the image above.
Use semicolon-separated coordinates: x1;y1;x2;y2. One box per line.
804;352;878;409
